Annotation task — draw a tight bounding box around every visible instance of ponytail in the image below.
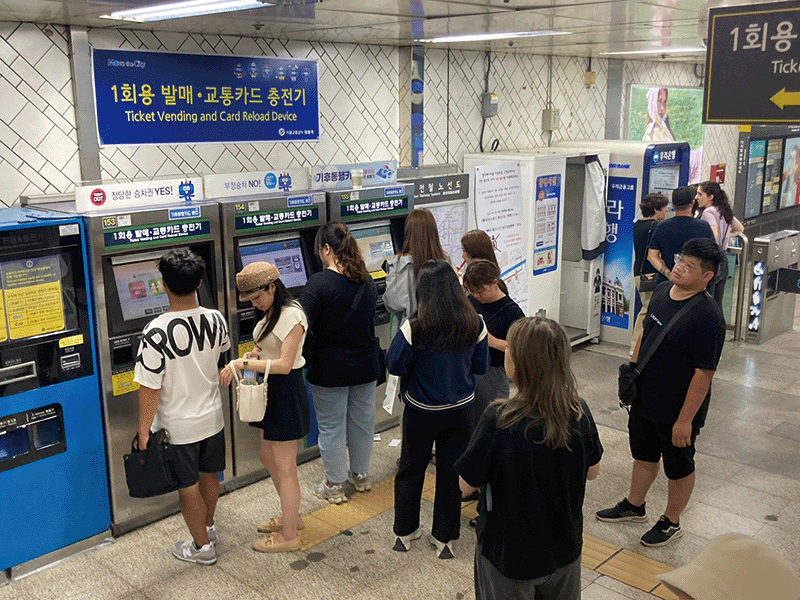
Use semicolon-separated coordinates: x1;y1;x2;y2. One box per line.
315;222;370;283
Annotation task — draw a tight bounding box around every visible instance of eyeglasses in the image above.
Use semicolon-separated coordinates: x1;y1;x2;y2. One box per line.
673;254;698;272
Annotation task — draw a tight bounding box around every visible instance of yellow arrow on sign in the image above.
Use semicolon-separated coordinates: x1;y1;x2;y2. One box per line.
771;88;800;109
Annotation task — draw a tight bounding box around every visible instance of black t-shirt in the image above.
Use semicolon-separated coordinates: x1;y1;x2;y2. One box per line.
455;401;603;580
635;284;725;427
468;295;525;367
648;216;715;282
298;269;379;387
633;219;658;277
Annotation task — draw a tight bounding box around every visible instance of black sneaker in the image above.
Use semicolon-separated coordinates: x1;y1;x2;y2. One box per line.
640;515;682;547
595;498;647;522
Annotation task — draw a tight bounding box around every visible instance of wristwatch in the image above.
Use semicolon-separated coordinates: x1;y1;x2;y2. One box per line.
243;359;249;367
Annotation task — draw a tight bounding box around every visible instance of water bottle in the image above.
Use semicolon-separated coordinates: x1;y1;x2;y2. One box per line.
242;369;258;385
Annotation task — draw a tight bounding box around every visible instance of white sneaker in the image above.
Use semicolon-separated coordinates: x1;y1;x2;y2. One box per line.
206;524;217;545
349;472;372;492
171;540;217;566
313;480;347;504
392;527;422;552
429;534;454;559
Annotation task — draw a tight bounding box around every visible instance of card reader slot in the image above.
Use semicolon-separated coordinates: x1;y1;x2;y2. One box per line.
0;361;37;386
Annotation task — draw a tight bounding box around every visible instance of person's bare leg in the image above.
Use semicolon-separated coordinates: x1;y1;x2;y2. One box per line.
628;459;659;507
178;484;210;546
664;472;695;523
198;472;220;528
267;440;301;543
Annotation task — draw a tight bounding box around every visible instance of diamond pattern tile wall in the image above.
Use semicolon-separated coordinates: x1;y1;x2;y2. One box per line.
0;22;740;210
0;23;80;208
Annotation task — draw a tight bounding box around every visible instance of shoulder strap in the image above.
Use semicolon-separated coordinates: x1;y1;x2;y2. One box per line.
640;220;658;272
333;281;366;331
635;287;708;373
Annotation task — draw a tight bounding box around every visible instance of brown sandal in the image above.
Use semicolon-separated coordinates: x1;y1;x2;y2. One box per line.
257;515;305;533
252;533;301;553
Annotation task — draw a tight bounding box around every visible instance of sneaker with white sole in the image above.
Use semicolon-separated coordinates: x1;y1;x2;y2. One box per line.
313;480;347;504
595;498;647;522
171;540;217;565
429;534;454;559
640;515;682;547
206;524;217;545
392;527;422;552
349;472;372;492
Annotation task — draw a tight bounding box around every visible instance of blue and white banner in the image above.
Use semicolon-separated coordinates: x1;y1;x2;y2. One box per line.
602;176;637;330
92;49;319;145
311;160;398;190
204;169;310;198
75;176;204;213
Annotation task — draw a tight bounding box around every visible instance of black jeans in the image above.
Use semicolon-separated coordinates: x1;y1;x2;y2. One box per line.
393;403;471;543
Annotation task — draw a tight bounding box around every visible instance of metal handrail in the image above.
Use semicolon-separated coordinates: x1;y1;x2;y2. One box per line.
729;233;749;341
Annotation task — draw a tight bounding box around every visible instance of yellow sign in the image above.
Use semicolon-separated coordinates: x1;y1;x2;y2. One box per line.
2;257;65;340
0;291;6;343
237;340;256;358
112;370;140;396
59;334;84;348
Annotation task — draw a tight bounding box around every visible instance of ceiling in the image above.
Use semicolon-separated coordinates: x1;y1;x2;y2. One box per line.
0;0;754;62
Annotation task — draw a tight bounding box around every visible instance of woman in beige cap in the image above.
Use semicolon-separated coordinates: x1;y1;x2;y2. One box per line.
220;261;309;553
658;533;800;600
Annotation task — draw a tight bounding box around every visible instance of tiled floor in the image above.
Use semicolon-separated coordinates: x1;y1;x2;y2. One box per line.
2;320;800;599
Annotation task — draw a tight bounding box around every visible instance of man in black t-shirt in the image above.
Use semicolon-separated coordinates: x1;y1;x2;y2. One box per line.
596;238;726;548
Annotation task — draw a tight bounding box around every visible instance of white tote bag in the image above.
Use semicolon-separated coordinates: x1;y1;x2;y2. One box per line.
229;360;270;422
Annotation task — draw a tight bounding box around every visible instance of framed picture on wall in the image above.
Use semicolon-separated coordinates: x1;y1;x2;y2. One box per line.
627;85;705;183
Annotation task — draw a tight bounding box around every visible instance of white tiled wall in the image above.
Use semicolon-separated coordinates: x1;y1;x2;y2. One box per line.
0;22;738;208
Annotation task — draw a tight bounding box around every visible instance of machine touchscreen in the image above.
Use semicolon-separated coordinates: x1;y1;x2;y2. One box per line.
239;237;308;290
111;258;170;322
350;223;395;276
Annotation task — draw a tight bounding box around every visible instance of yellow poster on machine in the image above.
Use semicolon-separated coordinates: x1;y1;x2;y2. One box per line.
1;256;65;340
0;289;7;343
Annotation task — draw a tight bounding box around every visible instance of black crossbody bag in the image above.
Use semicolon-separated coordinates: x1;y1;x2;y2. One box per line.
618;289;707;411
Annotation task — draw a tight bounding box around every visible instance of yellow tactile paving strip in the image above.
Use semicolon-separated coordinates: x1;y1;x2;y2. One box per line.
299;474;677;598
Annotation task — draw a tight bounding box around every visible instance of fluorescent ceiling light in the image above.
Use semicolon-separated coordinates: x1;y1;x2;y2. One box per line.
599;47;706;56
101;0;272;23
419;31;570;43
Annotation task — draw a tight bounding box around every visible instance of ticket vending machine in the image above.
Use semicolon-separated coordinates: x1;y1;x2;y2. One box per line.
326;184;414;431
219;192;326;482
554;140;690;346
33;199;231;535
0;208;110;578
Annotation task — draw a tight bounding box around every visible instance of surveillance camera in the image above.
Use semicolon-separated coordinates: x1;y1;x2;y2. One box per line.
662;53;667;59
254;23;264;31
508;40;514;47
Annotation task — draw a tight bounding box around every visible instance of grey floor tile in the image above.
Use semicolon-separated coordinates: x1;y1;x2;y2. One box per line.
701;482;788;523
142;564;257;600
679;502;765;540
10;553;135;600
754;525;800;575
582;581;640;600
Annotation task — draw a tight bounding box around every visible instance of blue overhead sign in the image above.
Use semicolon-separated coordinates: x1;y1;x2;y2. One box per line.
92;49;320;145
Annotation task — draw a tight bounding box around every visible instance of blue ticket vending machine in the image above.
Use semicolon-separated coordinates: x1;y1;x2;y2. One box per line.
0;208;110;575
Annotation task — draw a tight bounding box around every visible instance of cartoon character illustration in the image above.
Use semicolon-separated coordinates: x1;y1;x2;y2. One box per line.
249;62;258;78
278;172;292;192
375;165;395;180
234;63;245;79
179;180;195;203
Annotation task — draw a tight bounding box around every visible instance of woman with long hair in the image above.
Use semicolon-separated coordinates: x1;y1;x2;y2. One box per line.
456;317;603;600
299;222;380;504
383;208;448;326
387;259;489;559
219;261;309;552
460;229;499;271
462;259;523;429
631;192;669;354
695;181;744;308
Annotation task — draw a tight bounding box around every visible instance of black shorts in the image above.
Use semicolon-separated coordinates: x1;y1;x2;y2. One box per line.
172;429;226;488
628;412;698;480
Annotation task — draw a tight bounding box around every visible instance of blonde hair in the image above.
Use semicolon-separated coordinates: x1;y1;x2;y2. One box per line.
495;317;583;449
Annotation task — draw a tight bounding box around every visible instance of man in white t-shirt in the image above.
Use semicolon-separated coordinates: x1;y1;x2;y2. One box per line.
134;249;230;566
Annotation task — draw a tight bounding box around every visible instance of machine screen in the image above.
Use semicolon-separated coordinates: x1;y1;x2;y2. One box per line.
0;254;67;343
648;165;680;195
111;259;171;322
239;237;308;289
350;223;395;275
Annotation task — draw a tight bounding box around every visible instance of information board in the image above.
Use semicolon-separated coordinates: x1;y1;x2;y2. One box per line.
705;1;800;123
93;49;319;145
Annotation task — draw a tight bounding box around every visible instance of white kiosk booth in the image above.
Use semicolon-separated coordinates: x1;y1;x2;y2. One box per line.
554;140;690;346
463;149;607;346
